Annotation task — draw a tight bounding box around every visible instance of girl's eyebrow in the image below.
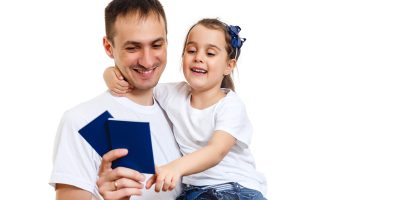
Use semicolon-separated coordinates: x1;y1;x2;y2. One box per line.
186;41;222;51
186;41;196;46
208;44;221;51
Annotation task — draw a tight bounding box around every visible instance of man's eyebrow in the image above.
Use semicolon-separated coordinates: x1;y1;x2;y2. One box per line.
152;37;165;44
123;41;140;47
122;37;165;47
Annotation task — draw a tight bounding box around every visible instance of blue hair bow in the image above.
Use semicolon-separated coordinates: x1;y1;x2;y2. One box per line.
227;25;246;49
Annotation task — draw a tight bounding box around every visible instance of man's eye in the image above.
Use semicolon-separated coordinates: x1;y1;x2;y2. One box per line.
153;44;162;48
126;47;138;51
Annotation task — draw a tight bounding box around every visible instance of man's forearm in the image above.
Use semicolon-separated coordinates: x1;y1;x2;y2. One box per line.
56;184;93;200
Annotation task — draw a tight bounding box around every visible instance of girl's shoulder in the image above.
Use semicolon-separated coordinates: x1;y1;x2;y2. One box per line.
221;89;245;107
156;81;190;92
154;81;191;101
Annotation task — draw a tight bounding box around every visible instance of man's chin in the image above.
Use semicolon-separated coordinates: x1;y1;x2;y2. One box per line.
132;81;158;91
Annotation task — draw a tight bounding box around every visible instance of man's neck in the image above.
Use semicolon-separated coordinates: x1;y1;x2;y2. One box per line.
124;89;154;106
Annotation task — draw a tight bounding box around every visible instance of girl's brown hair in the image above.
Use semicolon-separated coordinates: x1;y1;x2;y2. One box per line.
182;18;244;91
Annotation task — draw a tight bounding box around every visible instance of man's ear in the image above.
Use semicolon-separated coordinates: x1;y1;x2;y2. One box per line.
224;59;236;75
103;36;114;59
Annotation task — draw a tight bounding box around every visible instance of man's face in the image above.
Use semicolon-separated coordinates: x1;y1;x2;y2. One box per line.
104;13;167;91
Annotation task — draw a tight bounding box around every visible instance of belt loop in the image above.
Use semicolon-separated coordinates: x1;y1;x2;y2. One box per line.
233;182;242;190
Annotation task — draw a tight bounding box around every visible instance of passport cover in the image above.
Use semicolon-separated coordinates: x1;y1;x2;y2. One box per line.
78;111;113;157
107;119;156;174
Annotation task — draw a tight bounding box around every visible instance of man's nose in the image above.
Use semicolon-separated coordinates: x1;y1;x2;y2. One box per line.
138;48;155;68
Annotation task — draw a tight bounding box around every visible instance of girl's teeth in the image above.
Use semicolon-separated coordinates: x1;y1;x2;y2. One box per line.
192;68;207;73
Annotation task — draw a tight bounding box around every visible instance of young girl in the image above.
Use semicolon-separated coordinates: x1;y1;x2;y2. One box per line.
105;18;267;200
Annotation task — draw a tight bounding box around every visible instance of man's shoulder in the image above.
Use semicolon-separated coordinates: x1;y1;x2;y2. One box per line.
62;91;112;126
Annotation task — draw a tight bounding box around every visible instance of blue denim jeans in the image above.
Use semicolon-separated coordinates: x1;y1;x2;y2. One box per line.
176;182;266;200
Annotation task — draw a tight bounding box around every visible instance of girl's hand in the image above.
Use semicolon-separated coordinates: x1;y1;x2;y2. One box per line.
145;164;182;192
104;66;131;96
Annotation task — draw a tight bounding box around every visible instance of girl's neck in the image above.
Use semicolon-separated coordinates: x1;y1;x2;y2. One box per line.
190;87;226;109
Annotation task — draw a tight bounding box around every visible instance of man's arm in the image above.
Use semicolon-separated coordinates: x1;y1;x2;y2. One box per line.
56;184;93;200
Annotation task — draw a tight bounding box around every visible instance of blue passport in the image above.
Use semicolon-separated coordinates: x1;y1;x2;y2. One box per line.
78;111;113;157
107;119;155;174
78;111;155;174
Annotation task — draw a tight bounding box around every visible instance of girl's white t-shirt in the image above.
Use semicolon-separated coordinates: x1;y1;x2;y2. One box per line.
155;82;267;195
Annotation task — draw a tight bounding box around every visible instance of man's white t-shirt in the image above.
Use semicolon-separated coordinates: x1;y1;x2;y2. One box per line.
155;82;267;196
49;91;182;200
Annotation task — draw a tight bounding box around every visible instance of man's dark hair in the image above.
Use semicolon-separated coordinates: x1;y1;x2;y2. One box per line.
105;0;167;45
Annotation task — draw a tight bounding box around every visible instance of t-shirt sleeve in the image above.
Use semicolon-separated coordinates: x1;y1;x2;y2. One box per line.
49;110;100;196
154;82;188;111
154;83;170;108
214;95;253;148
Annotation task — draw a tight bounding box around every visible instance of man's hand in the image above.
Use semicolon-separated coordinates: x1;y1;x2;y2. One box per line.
97;149;146;200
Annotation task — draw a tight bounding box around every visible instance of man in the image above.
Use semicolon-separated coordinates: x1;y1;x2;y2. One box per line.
49;0;182;199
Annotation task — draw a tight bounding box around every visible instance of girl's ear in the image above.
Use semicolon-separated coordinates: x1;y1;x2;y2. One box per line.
103;36;114;58
224;59;236;75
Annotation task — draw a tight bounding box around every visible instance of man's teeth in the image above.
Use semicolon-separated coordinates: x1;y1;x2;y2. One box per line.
191;68;207;73
134;68;154;74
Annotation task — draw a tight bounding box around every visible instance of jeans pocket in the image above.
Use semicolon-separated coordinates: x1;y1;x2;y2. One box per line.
237;187;265;200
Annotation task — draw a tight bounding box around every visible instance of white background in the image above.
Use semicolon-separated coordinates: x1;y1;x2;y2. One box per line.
0;0;399;199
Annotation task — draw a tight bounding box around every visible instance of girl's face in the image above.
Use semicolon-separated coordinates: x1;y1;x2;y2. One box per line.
182;24;234;93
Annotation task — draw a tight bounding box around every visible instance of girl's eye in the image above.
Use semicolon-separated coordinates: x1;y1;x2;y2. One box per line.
207;52;216;56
